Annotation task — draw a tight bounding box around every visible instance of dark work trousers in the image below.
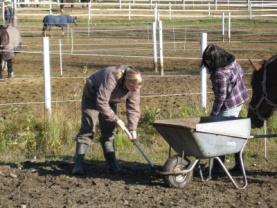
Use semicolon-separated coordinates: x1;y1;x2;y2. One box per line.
76;84;117;155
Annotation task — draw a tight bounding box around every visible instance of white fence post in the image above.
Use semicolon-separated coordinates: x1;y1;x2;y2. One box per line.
152;21;158;73
222;12;225;42
12;0;17;26
249;1;252;19
88;1;92;36
59;39;63;76
158;20;164;76
2;1;5;25
228;12;231;42
71;28;74;54
49;0;52;15
43;37;52;116
208;2;211;17
154;6;158;22
14;0;17;10
169;2;172;20
128;2;131;21
200;33;207;108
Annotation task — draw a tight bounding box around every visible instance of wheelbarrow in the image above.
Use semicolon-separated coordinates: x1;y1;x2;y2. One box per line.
152;116;253;189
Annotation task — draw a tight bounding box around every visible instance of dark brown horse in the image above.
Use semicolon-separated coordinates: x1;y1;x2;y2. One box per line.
0;25;10;79
248;55;277;128
0;25;22;79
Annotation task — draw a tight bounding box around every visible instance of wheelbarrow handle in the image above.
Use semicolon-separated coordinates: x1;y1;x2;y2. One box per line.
132;140;155;168
251;134;277;139
121;125;132;139
122;126;154;168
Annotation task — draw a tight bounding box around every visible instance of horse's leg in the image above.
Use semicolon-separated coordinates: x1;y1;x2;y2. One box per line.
42;25;46;36
0;58;3;80
48;27;51;37
61;27;64;37
2;60;7;71
7;59;13;79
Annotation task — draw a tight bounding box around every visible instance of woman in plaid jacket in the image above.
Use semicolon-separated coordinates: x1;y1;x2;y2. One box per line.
202;43;249;173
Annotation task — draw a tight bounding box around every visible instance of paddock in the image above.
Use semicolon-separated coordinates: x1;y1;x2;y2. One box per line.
0;1;276;207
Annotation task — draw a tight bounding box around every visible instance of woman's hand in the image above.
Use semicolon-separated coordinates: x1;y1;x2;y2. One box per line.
130;131;137;140
116;119;132;140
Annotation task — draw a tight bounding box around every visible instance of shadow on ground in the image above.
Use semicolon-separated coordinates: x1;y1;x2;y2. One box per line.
17;158;165;187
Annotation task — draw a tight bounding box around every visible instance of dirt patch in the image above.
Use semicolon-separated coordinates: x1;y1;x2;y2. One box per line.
0;159;276;208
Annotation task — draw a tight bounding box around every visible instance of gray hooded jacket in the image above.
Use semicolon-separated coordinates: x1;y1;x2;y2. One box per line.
84;65;141;131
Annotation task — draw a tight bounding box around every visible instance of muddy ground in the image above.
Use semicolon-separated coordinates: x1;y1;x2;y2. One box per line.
0;17;277;207
0;158;276;208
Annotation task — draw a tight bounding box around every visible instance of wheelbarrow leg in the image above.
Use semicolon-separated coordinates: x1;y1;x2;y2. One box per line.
214;142;248;189
198;159;213;181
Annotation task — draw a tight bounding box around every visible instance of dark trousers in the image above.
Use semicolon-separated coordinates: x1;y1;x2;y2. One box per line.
76;84;117;155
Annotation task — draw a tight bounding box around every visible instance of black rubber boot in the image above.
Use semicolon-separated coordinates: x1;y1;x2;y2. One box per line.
104;152;121;174
229;153;242;172
212;155;225;175
0;70;3;80
72;143;88;175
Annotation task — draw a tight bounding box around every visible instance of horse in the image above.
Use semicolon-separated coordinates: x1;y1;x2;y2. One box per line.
247;55;277;128
42;15;77;37
0;25;22;79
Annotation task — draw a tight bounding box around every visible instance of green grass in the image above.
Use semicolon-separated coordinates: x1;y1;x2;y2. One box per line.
0;104;276;165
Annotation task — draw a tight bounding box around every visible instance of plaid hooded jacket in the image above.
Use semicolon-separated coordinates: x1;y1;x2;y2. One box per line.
210;60;249;116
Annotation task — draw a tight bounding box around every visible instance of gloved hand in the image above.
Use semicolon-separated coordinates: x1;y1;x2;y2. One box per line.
130;130;137;140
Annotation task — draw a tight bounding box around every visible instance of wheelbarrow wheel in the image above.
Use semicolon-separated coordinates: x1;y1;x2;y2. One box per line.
163;155;193;188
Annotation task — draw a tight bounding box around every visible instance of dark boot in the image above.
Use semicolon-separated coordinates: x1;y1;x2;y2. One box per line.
212;155;225;175
0;70;3;80
229;153;242;172
72;143;88;175
104;152;121;174
101;139;121;174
